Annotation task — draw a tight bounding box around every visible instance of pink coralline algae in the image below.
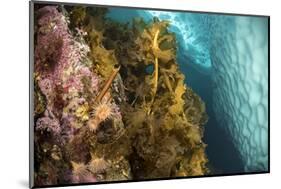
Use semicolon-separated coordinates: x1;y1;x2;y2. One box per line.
38;78;54;101
36;109;61;135
34;5;126;186
35;6;93;92
34;6;100;137
35;6;72;79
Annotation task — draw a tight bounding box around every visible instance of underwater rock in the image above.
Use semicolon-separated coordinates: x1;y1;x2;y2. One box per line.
34;5;209;185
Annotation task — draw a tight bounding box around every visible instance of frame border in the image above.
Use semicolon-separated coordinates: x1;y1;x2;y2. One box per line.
29;1;34;188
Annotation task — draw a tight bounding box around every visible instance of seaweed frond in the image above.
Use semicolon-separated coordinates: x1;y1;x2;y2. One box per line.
151;29;160;104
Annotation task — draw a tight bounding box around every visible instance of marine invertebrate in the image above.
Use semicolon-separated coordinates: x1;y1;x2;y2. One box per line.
87;117;100;132
93;101;114;121
87;101;114;132
71;161;97;183
71;161;88;177
87;156;108;174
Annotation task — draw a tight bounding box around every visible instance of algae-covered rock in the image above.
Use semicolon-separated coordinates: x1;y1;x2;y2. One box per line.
33;5;209;186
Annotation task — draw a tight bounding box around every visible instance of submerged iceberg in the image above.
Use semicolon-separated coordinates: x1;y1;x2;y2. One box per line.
108;7;269;172
211;16;268;172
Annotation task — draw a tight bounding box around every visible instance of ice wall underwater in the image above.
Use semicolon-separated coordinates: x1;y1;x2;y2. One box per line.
107;8;269;172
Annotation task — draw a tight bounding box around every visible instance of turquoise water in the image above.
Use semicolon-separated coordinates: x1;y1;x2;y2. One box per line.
107;7;269;173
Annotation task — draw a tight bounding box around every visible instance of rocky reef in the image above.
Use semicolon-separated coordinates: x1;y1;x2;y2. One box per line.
33;5;209;186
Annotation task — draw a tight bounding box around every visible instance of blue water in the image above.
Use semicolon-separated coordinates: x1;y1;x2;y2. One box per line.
107;7;269;173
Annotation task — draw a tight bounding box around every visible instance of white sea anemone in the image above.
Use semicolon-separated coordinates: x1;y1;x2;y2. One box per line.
71;161;89;178
87;101;114;132
87;157;108;174
93;101;114;122
87;118;99;132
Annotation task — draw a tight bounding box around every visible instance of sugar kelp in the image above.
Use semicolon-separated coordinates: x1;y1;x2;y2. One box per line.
101;16;209;178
